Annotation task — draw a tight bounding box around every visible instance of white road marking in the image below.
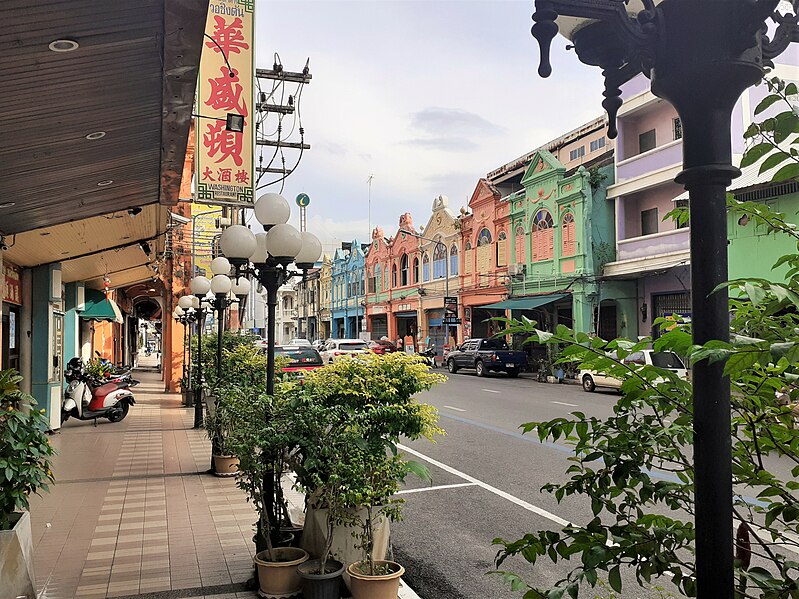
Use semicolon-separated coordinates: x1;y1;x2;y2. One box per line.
399;444;571;527
443;405;466;412
397;482;477;495
551;400;578;407
481;388;500;394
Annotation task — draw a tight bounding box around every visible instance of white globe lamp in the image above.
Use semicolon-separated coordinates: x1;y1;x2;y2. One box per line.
295;231;323;268
265;223;302;262
210;274;232;295
231;277;251;297
254;193;291;227
191;296;200;310
175;306;185;317
178;295;194;310
210;256;231;276
190;276;212;296
250;232;269;263
220;225;257;260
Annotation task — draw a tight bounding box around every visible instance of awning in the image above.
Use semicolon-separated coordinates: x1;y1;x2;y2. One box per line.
428;318;443;327
395;311;417;318
80;290;124;324
481;293;570;311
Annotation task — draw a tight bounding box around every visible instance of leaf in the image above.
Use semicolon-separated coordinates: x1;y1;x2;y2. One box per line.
772;162;799;184
755;93;782;115
405;460;432;483
759;151;792;175
609;565;622;592
741;143;774;168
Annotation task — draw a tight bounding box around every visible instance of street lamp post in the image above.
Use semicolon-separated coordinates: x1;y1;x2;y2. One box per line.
529;2;799;597
175;297;199;407
401;229;452;355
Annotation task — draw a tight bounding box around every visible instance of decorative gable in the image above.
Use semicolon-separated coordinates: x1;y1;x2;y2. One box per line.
520;150;565;187
468;178;500;210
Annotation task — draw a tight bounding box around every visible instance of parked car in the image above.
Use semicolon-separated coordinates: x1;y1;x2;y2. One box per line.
319;339;370;363
580;349;688;392
446;338;528;377
312;339;326;350
367;339;399;355
290;338;312;347
274;345;324;379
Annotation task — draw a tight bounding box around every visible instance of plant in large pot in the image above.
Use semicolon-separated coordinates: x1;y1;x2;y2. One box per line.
227;379;308;598
0;368;56;598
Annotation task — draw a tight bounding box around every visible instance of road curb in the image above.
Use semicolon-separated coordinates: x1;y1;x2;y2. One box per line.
284;474;423;599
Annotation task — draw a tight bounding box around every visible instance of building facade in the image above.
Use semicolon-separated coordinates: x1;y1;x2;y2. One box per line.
295;268;320;341
318;256;332;340
331;241;365;339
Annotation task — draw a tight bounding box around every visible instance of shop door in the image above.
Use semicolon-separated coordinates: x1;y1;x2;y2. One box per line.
1;305;21;370
371;316;388;339
652;292;691;338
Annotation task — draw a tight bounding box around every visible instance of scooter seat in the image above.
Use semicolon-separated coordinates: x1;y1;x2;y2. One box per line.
94;382;119;398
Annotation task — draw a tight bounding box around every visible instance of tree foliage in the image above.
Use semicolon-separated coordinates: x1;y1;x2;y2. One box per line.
492;79;799;598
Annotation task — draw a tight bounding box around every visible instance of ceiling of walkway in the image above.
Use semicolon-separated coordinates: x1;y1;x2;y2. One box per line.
0;0;207;235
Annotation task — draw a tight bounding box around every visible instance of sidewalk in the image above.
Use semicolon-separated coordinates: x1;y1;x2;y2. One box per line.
29;364;419;599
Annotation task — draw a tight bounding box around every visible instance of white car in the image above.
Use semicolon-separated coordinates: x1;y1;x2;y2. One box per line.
290;338;312;347
580;349;687;392
319;339;369;363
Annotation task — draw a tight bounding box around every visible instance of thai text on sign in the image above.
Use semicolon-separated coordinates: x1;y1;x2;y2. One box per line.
2;262;21;305
196;0;254;206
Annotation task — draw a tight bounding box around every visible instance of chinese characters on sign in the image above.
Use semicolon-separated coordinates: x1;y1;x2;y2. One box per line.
197;1;254;206
2;262;22;305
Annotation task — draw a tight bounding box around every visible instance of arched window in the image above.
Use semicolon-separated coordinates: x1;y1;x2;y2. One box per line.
449;245;459;276
477;228;492;246
531;210;554;261
392;263;397;288
515;224;526;264
562;212;576;256
433;242;447;279
422;253;430;281
413;256;420;284
374;263;382;292
465;240;472;250
400;254;409;286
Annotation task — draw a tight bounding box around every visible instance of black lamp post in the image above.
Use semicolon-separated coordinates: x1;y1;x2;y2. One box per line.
174;300;196;407
529;2;799;597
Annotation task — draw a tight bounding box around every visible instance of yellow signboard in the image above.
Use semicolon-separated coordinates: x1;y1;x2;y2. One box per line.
196;0;254;206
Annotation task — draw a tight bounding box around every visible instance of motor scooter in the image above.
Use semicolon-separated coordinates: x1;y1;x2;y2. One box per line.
61;357;138;425
420;344;437;368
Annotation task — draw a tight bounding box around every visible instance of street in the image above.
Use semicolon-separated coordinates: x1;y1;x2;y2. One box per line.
393;372;660;599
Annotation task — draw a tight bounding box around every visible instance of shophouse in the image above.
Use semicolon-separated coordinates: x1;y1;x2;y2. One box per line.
603;57;798;337
295;268;321;341
276;282;298;345
365;213;423;348
331;241;366;338
318;256;332;340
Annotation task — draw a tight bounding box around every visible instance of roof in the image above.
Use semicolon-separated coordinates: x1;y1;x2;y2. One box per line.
673;161;799;201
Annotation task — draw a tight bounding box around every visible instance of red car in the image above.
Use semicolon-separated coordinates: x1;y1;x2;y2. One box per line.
368;339;400;355
275;346;324;378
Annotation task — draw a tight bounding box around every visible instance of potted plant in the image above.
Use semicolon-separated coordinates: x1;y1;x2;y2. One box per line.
0;369;56;598
227;381;309;598
204;389;238;476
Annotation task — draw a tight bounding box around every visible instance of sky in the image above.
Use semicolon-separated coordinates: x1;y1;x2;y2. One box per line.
254;0;605;254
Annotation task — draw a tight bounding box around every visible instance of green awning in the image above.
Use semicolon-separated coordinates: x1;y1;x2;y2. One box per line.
80;290;124;323
481;293;570;312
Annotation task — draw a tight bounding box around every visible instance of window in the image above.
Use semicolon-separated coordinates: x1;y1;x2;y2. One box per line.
496;231;508;268
374;263;382;292
531;210;554;261
400;254;409;286
562;212;575;256
433;243;447;279
673;117;682;140
413;257;419;284
639;129;657;153
450;245;459;276
477;228;492;247
569;146;585;161
422;253;430;281
465;240;472;250
641;208;659;236
590;137;606;152
515;224;526;263
392;263;397;287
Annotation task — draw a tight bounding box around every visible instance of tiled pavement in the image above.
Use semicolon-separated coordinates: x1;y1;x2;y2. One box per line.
29;364;262;599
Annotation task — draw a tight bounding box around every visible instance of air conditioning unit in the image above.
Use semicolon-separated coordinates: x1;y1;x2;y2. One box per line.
508;264;526;278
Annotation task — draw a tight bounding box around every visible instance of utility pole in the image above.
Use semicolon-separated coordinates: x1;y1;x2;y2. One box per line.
367;175;374;240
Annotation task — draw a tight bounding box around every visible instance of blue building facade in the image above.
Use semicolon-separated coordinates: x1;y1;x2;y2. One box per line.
331;240;365;339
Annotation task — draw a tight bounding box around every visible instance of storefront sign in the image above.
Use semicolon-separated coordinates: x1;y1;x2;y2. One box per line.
371;305;386;314
2;262;22;305
196;0;254;207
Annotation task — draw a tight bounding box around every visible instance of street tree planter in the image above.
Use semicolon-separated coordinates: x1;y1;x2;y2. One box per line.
212;454;238;477
253;546;309;598
0;511;36;599
298;558;345;599
347;560;404;599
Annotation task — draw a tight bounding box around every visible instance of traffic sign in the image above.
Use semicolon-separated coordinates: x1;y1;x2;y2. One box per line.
296;193;310;207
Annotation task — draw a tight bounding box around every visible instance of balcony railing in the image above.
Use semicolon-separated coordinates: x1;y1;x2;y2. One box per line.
616;139;682;185
617;227;689;261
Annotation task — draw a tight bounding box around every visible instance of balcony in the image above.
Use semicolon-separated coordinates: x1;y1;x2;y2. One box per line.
617;227;689;261
616;139;682;186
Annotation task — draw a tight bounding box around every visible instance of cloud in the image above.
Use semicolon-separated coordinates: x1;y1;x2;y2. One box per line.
403;137;477;151
410;107;502;137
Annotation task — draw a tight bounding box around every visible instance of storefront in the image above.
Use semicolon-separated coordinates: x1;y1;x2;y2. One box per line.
2;261;22;370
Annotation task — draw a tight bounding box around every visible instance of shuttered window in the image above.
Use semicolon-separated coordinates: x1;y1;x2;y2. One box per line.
531;210;554;261
561;213;575;257
496;231;508;268
464;241;473;275
515;225;526;264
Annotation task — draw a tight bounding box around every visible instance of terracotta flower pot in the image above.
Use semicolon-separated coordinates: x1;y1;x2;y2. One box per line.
298;558;344;599
212;454;238;477
347;560;404;599
254;546;309;598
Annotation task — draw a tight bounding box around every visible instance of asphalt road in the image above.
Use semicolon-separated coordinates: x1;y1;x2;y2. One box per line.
391;371;668;599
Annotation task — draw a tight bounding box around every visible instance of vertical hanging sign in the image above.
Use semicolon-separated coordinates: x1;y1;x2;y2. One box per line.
196;0;254;207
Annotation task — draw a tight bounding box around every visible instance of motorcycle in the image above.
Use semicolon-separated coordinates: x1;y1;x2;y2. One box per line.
61;357;138;425
420;344;438;368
